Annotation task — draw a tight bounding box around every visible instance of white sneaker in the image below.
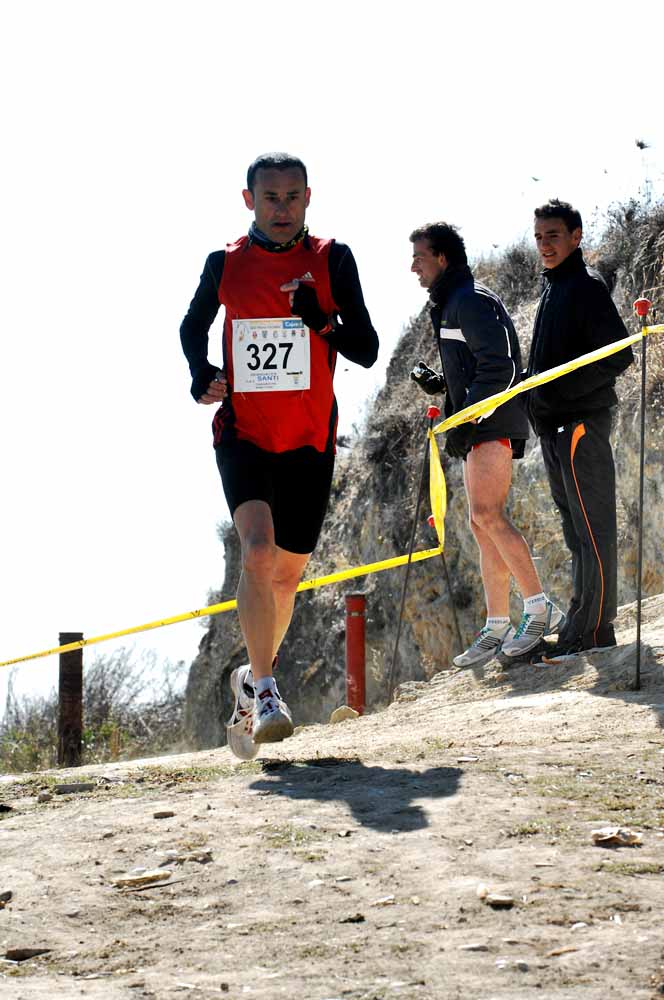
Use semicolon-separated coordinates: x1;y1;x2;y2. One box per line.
226;665;259;761
501;600;566;659
453;624;515;668
252;685;294;744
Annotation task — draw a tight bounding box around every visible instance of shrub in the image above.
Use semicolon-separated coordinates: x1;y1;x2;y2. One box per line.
0;648;187;774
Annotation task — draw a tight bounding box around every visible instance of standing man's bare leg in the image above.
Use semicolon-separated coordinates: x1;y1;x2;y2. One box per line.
463;441;564;660
464;442;542;600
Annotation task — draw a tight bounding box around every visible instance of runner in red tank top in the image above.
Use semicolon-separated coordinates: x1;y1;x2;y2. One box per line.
180;153;378;756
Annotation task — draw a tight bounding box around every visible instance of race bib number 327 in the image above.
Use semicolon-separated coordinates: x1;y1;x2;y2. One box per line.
232;318;310;392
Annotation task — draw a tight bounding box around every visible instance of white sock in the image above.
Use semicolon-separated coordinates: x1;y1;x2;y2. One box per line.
486;616;510;632
254;676;277;698
524;592;546;616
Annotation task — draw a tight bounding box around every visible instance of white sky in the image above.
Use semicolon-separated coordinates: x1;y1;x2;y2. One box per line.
1;0;663;709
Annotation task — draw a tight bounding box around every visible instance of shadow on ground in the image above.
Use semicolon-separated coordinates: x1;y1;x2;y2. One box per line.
250;757;462;833
444;638;664;730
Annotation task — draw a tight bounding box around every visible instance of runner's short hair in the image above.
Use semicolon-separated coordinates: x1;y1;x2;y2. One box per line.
246;153;308;193
534;199;583;233
409;222;467;266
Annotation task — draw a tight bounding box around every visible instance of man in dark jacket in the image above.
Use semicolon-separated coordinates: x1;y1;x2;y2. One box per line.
528;199;633;660
410;222;563;667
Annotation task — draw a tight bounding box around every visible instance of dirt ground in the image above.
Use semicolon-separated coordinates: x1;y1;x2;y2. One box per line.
2;598;664;1000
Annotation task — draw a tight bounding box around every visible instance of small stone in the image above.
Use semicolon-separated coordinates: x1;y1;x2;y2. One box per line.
459;942;488;952
37;791;53;804
335;875;353;882
338;829;354;838
187;850;213;864
486;893;515;909
329;706;360;724
113;869;172;888
54;783;96;795
4;947;52;962
339;913;365;923
370;895;395;907
153;810;176;820
591;826;643;846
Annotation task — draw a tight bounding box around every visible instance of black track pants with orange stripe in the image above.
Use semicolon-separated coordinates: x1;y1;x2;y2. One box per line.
540;409;617;648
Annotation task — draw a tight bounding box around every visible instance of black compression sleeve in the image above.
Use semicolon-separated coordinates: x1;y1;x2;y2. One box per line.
326;243;379;368
179;251;225;377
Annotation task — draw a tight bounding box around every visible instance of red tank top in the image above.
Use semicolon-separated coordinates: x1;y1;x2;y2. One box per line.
213;235;339;454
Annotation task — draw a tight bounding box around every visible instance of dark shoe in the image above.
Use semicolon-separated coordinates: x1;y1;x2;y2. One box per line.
539;636;584;663
540;632;616;664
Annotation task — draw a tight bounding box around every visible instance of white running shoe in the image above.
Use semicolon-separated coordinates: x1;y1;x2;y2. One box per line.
226;665;259;761
500;600;566;659
252;685;294;744
453;624;515;668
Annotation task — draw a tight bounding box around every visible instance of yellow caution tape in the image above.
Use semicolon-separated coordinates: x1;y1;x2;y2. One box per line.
0;546;443;668
3;321;662;670
428;430;446;549
433;329;649;435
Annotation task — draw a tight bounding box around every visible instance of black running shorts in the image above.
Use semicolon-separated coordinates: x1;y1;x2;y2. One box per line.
215;439;335;555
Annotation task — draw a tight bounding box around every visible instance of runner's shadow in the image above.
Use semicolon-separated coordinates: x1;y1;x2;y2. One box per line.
249;758;462;833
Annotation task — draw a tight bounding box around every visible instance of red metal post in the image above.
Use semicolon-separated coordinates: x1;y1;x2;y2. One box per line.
345;593;366;715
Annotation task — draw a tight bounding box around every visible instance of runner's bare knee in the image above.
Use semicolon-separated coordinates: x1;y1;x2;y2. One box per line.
241;534;277;579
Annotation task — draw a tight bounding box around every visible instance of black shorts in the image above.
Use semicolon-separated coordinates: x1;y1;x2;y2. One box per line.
215;439;335;555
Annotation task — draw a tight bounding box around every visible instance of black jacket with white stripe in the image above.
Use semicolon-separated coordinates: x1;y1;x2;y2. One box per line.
428;265;529;448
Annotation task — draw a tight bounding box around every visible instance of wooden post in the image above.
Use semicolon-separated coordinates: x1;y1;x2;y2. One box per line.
58;632;83;767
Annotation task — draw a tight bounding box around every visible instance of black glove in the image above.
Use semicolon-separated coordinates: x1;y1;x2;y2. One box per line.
445;423;476;459
410;361;446;395
191;362;222;401
290;282;329;332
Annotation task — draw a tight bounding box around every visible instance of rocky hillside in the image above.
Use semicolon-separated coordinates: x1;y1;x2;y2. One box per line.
184;202;664;749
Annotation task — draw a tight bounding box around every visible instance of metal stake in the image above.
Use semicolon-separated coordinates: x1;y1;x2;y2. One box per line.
633;298;652;690
387;407;439;701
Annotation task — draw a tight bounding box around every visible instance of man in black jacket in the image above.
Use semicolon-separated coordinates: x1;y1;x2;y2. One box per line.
528;199;633;659
410;222;563;667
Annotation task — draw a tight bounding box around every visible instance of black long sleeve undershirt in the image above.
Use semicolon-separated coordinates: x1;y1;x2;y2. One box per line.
179;241;378;399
